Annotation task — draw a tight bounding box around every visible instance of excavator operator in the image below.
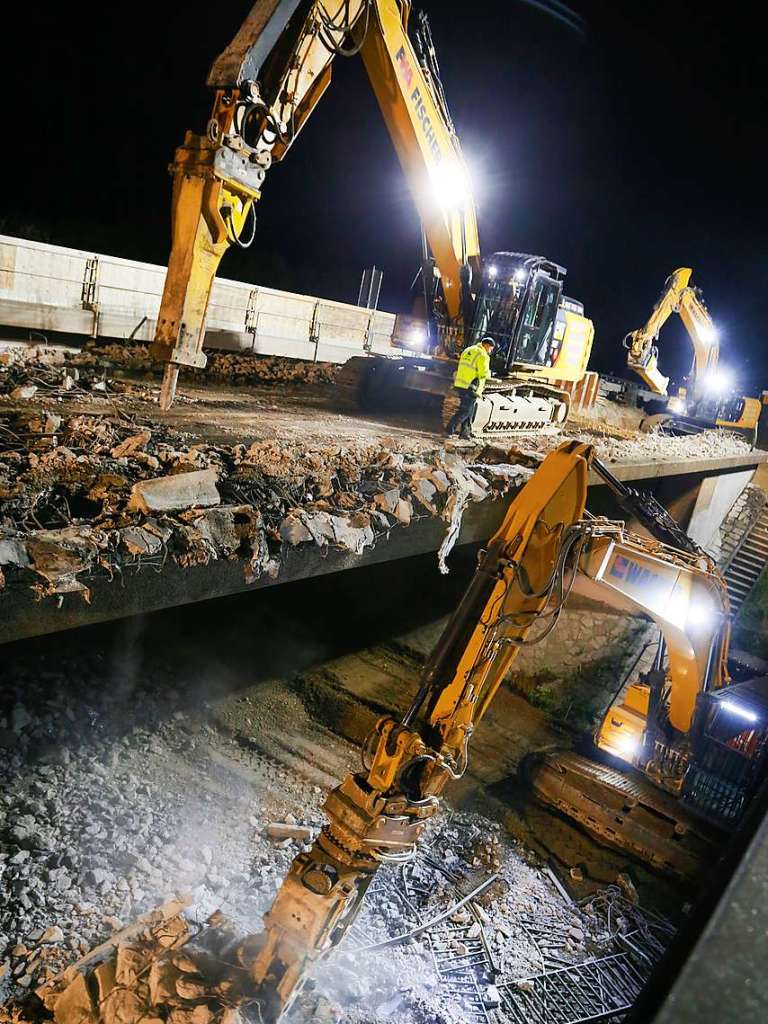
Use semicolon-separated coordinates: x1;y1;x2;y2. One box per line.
446;335;495;439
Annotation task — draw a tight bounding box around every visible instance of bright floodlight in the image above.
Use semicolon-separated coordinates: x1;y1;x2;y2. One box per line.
700;323;719;345
615;732;640;759
431;160;471;210
487;264;498;279
665;588;718;631
702;368;733;395
687;596;715;628
408;325;427;348
514;268;527;282
720;699;758;725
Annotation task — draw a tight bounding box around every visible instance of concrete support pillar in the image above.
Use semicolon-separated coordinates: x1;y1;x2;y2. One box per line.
686;469;755;555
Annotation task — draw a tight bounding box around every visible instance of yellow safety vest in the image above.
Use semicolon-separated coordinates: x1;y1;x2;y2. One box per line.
453;343;491;395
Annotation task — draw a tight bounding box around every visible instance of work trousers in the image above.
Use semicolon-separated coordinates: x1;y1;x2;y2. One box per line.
446;385;477;437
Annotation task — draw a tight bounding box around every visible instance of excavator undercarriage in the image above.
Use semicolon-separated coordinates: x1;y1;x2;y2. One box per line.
523;750;721;880
337;354;570;434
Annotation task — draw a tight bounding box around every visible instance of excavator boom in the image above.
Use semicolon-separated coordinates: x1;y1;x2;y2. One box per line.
149;0;594;437
624;268;693;396
150;0;480;407
206;442;729;1020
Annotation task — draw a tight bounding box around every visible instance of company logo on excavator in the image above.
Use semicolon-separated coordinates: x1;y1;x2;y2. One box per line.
394;46;442;164
610;557;671;602
610;555;659;587
395;45;414;89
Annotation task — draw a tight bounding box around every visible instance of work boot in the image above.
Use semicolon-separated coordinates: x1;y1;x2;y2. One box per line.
460;427;474;440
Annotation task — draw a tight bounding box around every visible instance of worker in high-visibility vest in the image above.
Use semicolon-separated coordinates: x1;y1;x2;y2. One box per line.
446;336;495;439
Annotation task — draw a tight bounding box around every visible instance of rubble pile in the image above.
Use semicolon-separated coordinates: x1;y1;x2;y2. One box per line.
0;357;161;407
0;654;331;1004
1;344;753;615
0;388;531;601
1;805;672;1024
44;342;339;388
515;422;752;466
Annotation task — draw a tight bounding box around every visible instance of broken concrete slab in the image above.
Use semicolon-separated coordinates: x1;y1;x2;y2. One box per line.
9;384;37;400
374;487;401;514
279;515;314;546
25;527;104;597
0;535;30;568
127;470;220;514
119;527;164;557
189;507;239;555
52;972;96;1024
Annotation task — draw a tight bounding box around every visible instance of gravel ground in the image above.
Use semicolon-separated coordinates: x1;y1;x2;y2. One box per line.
0;650;336;1001
0;618;674;1024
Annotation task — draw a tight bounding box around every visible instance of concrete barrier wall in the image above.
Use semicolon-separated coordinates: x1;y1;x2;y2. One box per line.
0;234;402;362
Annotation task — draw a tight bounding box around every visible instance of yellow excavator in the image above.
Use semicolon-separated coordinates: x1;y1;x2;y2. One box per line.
149;0;594;437
186;441;765;1022
44;442;767;1023
624;267;761;441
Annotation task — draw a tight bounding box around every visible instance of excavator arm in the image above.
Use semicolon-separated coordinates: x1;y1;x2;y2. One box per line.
624;267;719;398
226;441;729;1022
678;284;720;398
150;0;480;408
237;439;591;1020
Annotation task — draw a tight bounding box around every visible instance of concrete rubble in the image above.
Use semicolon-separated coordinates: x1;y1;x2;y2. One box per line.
1;344;754;612
0;341;338;388
0;358;536;604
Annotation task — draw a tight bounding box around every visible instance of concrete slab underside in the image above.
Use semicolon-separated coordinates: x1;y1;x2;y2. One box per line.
1;452;763;645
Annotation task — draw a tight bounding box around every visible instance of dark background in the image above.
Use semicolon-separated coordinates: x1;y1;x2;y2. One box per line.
0;1;763;388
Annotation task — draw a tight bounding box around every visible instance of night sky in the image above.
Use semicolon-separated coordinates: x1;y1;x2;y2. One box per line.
1;1;763;388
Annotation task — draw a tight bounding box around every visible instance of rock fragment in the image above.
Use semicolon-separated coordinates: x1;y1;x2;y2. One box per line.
111;432;151;458
266;822;313;843
126;470;220;514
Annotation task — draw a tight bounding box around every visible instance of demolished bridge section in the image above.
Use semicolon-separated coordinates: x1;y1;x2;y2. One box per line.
0;345;763;644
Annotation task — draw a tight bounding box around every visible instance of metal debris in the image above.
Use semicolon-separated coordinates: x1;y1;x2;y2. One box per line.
499;952;649;1023
356;873;500;953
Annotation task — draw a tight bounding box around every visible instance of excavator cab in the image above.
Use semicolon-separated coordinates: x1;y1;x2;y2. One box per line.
470;253;565;371
465;252;592;387
682;677;768;827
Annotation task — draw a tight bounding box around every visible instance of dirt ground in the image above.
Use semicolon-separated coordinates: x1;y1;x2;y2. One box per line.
1;338;754;460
